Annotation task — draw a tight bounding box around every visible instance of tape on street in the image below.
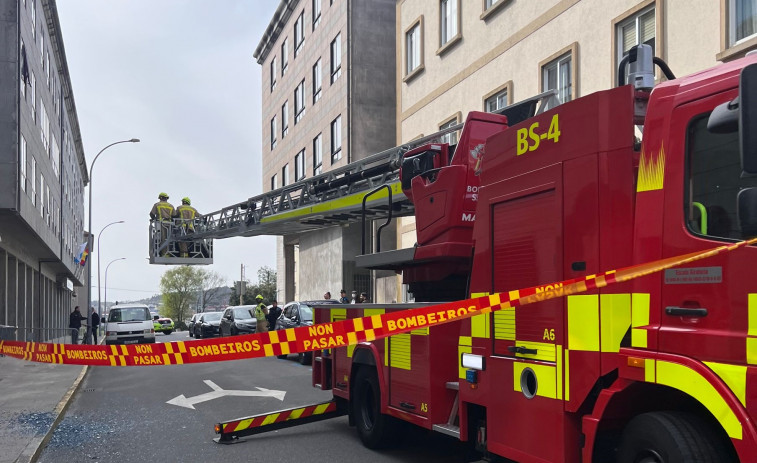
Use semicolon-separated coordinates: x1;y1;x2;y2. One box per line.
2;237;755;366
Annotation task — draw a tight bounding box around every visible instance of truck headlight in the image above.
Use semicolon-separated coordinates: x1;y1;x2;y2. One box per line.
144;329;153;334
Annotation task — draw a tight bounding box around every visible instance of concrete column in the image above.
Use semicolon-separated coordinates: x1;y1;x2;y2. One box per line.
0;249;6;325
284;243;295;303
8;256;17;336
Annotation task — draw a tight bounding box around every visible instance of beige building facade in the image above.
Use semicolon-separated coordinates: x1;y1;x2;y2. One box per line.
255;0;397;303
393;0;757;301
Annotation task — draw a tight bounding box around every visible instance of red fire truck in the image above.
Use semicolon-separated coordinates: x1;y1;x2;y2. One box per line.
213;45;757;462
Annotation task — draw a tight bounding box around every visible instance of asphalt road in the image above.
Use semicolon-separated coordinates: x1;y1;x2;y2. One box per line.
37;331;468;463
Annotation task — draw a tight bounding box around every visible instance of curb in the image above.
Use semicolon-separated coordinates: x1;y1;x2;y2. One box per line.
23;364;89;463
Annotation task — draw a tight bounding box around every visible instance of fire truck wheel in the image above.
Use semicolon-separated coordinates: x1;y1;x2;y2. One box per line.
617;411;732;463
353;367;396;449
298;352;312;365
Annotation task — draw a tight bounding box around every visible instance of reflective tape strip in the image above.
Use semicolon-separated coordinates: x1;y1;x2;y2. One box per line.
565;349;570;402
261;413;280;426
512;362;557;399
749;294;757;337
289;408;305;420
631;293;650;348
655;360;742;440
471;313;489;339
600;293;631;353
459;336;473;379
747;338;757;365
313;403;331;414
704;361;747;407
645;358;656;383
567;295;599;352
556;345;563;400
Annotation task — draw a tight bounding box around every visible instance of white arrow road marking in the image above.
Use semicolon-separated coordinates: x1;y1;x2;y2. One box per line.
166;380;287;409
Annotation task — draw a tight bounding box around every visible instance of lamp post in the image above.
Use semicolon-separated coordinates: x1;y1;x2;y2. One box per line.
97;220;124;320
104;257;126;315
87;139;139;316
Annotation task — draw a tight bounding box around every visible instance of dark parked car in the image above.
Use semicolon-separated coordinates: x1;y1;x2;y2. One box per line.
219;305;257;337
187;313;201;337
194;312;223;338
276;300;337;364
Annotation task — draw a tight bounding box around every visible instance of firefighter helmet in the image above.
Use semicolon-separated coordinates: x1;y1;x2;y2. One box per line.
158;192;169;200
256;294;264;301
182;197;191;205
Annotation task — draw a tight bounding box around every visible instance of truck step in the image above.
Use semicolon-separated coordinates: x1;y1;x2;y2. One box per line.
432;423;460;438
446;381;459;390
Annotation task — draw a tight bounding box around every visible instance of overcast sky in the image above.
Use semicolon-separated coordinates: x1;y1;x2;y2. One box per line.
56;1;280;304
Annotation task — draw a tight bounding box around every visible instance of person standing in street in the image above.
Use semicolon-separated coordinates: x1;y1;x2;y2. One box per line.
175;197;200;257
267;300;282;331
69;306;85;344
255;294;269;333
89;307;100;344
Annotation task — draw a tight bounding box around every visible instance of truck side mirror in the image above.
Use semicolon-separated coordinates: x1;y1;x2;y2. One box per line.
738;188;757;236
740;63;757;174
153;315;159;320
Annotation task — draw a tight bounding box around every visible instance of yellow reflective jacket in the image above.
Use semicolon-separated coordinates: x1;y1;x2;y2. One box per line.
176;205;200;230
150;200;175;222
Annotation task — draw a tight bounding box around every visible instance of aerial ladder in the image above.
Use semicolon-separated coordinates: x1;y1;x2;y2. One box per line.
148;92;555;266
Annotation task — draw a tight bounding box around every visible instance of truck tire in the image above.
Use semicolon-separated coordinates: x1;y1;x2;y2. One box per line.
164;330;172;335
353;367;396;449
617;411;733;463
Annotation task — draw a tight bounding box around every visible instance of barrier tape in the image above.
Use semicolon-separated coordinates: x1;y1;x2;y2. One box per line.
2;238;755;366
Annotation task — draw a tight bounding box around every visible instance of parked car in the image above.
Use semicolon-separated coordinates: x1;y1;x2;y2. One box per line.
187;313;201;337
275;300;337;364
103;304;155;345
194;312;223;338
219;305;257;337
153;315;174;335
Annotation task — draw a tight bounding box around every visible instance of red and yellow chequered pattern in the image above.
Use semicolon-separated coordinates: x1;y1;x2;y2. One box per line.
222;401;338;434
1;237;755;367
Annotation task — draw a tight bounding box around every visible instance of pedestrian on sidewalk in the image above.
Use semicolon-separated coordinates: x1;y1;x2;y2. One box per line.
69;306;85;344
88;307;100;344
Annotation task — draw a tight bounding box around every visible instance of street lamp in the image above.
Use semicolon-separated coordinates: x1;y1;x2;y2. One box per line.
104;257;126;315
87;139;139;314
97;220;124;320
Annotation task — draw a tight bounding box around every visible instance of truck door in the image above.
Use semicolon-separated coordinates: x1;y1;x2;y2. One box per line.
486;163;566;462
660;91;757;368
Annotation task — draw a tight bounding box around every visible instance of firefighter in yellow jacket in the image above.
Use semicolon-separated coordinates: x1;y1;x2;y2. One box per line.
175;197;200;257
150;193;175;255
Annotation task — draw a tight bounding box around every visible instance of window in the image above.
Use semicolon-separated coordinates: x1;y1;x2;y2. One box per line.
730;0;757;46
616;6;655;64
40;102;49;151
20;40;26;98
295;149;305;181
406;20;422;76
294;11;304;56
686;115;757;240
31;72;36;121
281;38;289;76
439;117;459;146
39;32;44;64
295;80;305;123
270;116;277;149
542;52;572;104
282;101;289;138
313;59;322;103
485;0;501;9
51;137;59;178
31;156;36;205
31;0;36;39
271;173;278;190
45;53;49;87
40;175;45;216
270;57;277;92
331;115;342;163
313;0;322;29
440;0;459;46
313;133;323;175
282;164;290;186
485;89;508;112
20;135;27;192
330;33;341;83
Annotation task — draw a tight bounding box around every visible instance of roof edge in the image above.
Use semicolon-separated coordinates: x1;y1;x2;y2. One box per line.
253;0;299;65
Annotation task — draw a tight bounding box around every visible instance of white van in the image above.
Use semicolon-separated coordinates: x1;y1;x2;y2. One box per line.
104;303;156;345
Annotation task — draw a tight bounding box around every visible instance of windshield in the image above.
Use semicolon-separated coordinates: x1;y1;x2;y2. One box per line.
233;308;253;319
299;305;313;322
203;312;222;322
686;115;757;240
109;308;150;322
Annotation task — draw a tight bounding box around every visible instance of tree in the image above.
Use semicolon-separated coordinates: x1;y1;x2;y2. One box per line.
160;266;203;324
198;269;227;310
228;266;277;305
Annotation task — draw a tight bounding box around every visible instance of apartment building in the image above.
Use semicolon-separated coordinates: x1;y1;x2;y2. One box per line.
393;0;756;299
254;0;396;302
0;0;88;340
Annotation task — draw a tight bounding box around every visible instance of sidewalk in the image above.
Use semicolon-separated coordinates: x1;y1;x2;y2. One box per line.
0;354;88;463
